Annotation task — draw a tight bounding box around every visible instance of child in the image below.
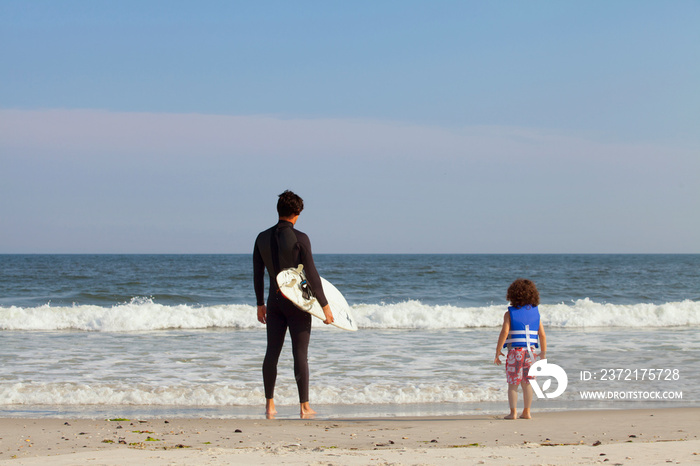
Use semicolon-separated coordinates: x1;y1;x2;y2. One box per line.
494;279;547;420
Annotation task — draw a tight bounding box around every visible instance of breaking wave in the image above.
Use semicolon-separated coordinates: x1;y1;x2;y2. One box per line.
1;297;698;331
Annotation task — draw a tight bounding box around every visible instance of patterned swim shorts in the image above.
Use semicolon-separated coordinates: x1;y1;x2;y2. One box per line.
505;347;537;385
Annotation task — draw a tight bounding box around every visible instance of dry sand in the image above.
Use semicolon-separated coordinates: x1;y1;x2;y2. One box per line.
0;408;698;465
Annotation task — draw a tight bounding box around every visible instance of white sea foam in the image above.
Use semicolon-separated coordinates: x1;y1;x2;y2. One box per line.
0;381;506;407
0;298;698;331
0;297;259;331
544;298;700;328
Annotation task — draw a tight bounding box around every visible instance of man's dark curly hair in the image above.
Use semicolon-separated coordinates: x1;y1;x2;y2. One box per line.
507;279;540;307
277;190;304;218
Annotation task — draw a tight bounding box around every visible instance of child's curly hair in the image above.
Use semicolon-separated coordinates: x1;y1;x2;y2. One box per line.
507;279;540;307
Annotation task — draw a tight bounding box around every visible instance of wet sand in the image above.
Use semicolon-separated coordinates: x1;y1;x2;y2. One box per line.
1;408;698;465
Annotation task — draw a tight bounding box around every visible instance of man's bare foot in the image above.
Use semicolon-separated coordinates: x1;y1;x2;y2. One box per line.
266;399;277;418
504;412;517;420
300;402;316;418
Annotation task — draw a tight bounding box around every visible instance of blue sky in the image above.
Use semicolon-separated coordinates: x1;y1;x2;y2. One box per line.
1;1;698;253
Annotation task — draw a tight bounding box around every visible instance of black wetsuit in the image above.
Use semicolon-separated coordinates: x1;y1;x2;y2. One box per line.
253;220;327;403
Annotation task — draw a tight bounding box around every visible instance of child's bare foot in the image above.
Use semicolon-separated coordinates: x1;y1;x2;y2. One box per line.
520;411;532;419
504;412;517;420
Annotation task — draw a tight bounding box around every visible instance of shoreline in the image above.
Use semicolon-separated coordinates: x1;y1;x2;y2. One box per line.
1;407;698;465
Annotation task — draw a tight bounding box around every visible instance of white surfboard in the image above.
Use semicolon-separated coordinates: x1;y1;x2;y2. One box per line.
276;265;358;332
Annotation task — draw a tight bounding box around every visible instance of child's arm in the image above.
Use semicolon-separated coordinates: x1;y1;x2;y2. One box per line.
494;312;510;365
537;321;547;360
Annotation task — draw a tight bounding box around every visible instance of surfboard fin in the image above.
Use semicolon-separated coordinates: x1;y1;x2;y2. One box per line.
295;265;315;300
277;265;317;311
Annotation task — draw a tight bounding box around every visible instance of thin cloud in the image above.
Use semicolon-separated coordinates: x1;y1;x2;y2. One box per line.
2;108;693;165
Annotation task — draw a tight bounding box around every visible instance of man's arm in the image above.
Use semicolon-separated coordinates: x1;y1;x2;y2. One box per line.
253;241;266;307
295;232;333;324
253;243;268;324
296;233;328;308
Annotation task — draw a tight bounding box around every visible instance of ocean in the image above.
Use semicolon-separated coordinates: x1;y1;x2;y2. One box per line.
1;254;698;419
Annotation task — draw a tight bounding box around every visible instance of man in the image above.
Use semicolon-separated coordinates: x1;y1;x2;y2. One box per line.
253;190;333;418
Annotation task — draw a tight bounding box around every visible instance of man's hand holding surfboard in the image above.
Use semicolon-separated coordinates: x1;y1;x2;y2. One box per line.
322;304;334;325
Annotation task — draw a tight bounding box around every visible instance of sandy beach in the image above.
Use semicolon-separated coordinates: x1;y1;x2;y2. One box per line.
0;408;697;465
